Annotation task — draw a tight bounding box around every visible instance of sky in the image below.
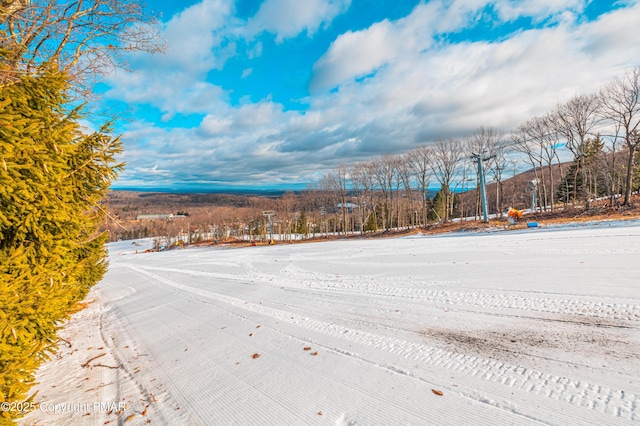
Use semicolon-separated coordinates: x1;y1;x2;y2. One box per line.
102;0;640;192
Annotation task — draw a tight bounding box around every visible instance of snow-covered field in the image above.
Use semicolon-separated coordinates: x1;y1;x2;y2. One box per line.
22;221;640;425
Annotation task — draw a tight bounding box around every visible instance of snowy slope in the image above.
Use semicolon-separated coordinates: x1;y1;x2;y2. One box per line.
22;221;640;425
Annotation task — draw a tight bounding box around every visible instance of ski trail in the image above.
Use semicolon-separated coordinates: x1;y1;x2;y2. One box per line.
129;264;640;423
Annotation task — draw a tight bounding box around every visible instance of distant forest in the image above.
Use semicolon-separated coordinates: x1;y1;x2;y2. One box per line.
102;158;630;243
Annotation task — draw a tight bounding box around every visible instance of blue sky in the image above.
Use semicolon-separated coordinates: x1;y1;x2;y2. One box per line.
102;0;640;192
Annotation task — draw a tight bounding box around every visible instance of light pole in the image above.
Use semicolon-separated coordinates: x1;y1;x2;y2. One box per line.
529;180;538;212
262;211;275;244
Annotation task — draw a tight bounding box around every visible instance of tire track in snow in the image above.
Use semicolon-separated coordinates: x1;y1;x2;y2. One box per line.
277;264;640;323
130;265;640;422
141;263;640;323
98;308;192;425
120;268;479;425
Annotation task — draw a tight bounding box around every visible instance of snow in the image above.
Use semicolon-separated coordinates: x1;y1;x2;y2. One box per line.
21;221;640;425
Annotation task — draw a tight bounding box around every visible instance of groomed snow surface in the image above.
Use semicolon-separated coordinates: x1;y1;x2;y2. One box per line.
21;221;640;425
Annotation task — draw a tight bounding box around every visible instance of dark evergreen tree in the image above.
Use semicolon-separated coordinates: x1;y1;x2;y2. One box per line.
428;190;446;221
295;211;309;235
557;135;607;203
557;161;581;203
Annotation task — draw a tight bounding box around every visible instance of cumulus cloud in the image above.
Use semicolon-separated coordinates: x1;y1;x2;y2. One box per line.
309;0;596;92
105;0;236;118
114;0;640;189
244;0;352;42
106;0;350;123
107;71;230;120
492;0;587;22
160;0;237;73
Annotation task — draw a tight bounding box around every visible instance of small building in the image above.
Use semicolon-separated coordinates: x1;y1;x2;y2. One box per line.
136;213;187;221
336;203;358;213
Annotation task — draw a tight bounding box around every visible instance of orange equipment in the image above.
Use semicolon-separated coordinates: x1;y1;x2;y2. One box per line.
507;207;523;219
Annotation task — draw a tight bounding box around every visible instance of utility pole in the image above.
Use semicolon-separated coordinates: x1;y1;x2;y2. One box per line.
472;152;493;223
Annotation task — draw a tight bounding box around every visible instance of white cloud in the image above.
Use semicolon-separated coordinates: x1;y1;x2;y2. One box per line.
492;0;587;22
105;0;350;122
310;19;402;93
200;116;232;136
244;0;352;42
309;0;598;92
114;1;640;189
156;0;237;73
310;0;487;92
105;0;237;118
317;2;640;138
106;70;229;119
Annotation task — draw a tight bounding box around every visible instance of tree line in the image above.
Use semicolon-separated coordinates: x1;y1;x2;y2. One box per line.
310;66;640;234
104;66;639;245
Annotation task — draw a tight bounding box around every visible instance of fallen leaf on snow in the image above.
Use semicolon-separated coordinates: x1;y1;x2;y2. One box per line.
303;347;312;351
125;414;136;422
251;353;261;359
432;389;444;396
312;351;318;356
81;353;106;368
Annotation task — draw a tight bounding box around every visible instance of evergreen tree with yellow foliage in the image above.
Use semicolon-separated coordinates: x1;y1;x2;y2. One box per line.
0;62;123;422
1;0;162;422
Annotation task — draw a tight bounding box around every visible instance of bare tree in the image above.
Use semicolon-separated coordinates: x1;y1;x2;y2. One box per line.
396;154;415;228
350;161;377;233
512;124;545;211
430;138;464;221
464;127;506;215
553;93;601;207
600;119;625;206
599;66;640;206
489;149;509;216
1;0;163;90
278;191;297;241
516;116;561;211
321;165;350;235
371;154;397;229
407;145;433;226
456;159;475;219
464;127;504;156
